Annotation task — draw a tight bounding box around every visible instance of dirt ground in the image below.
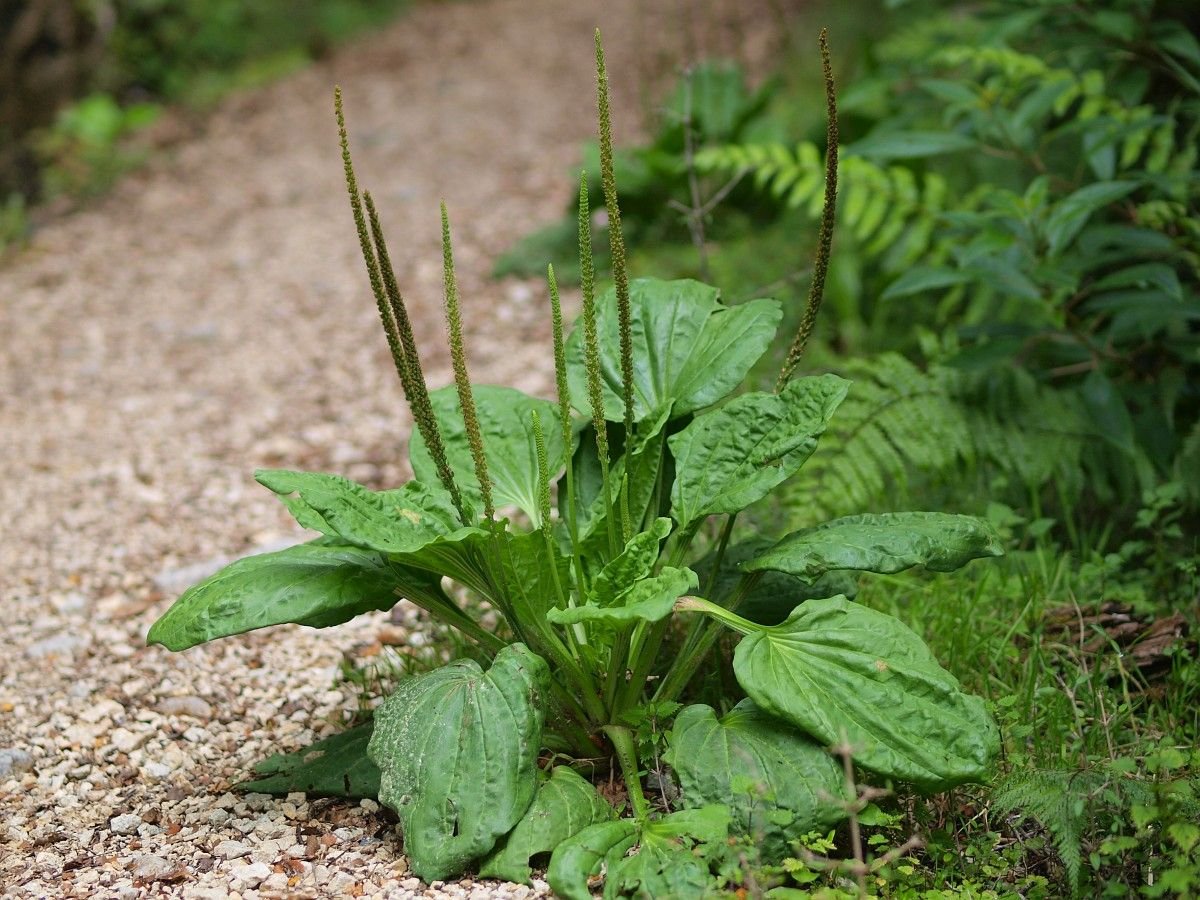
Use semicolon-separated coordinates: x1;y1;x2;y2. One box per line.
0;1;789;896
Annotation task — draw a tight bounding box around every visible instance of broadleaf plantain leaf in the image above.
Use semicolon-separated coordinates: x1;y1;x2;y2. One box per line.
565;277;781;423
733;596;1000;789
479;766;616;885
146;539;402;651
546;819;638;900
664;701;846;860
589;518;672;604
367;644;550;881
603;806;730;900
547;567;697;626
256;470;475;552
692;537;857;625
240;721;380;799
669;374;849;527
743;512;1004;580
409;385;564;526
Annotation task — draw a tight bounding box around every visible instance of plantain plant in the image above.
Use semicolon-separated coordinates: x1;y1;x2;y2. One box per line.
148;29;1004;895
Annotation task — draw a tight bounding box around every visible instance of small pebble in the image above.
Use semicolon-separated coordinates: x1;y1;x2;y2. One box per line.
213;839;252;859
156;695;214;719
0;748;34;777
110;813;142;836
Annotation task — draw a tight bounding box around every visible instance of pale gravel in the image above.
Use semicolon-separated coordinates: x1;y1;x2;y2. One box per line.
0;0;782;896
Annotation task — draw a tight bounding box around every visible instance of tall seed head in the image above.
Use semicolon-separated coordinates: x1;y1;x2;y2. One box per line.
578;172;610;470
441;202;494;520
777;28;839;391
594;29;636;440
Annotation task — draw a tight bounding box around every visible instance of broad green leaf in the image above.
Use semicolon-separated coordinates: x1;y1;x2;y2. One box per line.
409;386;564;526
880;266;972;301
1081;370;1137;455
692;537;858;626
240;721;379;799
147;539;401;651
479;766;615;885
256;470;475;553
547;567;697;627
604;806;730;900
547;808;730;900
743;512;1004;580
665;701;846;860
546;819;638;900
574;409;670;564
1043;181;1138;256
589;518;672;603
368;644;550;881
565;277;781;423
669;375;849;527
733;596;1000;788
492;529;572;622
847;129;976;161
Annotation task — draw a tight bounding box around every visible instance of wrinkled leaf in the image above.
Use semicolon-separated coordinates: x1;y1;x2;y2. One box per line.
368;644;550;881
733;596;1000;788
547;807;730;900
743;512;1003;580
604;806;730;899
589;518;672;603
147;539;401;651
492;529;573;621
479;766;615;885
256;470;476;553
409;386;564;526
565;277;781;423
665;701;846;860
241;721;380;799
547;567;698;627
692;537;858;625
669;375;849;527
546;819;638;900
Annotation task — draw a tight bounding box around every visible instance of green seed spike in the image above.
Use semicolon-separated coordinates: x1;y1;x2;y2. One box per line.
363;192;467;524
578;173;609;468
531;409;553;534
548;265;573;473
777;28;839;392
594;29;636;448
579;172;618;555
441;202;494;520
335;88;407;393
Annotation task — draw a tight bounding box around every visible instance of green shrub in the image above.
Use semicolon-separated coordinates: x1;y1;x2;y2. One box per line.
699;0;1200;521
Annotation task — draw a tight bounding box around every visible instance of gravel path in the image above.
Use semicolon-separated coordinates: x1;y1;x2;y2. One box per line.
0;1;781;896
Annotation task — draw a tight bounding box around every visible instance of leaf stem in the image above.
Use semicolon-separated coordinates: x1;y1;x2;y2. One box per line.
602;725;651;822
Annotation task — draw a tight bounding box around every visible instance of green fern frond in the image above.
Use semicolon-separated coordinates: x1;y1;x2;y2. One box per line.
696;143;954;274
783;354;1097;525
991;767;1157;896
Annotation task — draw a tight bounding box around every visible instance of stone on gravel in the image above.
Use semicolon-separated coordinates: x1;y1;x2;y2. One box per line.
131;853;185;882
213;839;252;859
24;632;89;659
109;813;142;835
0;748;34;777
110;727;150;753
231;860;272;888
156;695;214;719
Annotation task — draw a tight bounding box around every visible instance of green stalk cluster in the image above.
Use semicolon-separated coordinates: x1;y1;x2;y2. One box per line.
336;88;468;523
441;202;494;521
777;28;839;391
578;173;619;557
594;30;635;542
